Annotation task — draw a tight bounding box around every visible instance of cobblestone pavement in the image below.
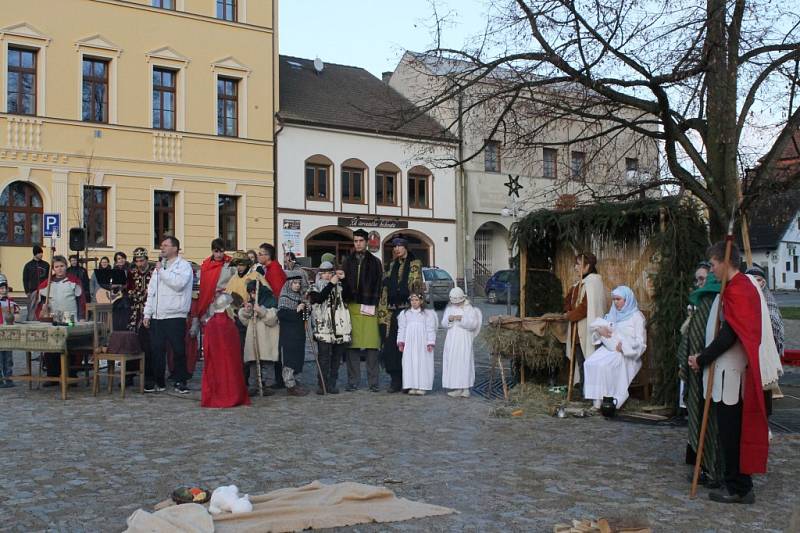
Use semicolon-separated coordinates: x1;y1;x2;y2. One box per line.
0;307;798;532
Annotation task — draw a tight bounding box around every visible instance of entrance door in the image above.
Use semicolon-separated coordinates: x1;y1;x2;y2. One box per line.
305;231;353;266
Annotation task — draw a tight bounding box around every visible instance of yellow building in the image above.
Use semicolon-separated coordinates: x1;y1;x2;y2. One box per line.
0;0;277;291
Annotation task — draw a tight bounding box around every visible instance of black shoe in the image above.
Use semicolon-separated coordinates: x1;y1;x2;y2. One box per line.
709;490;754;504
345;384;357;392
174;381;190;394
387;385;402;393
369;385;380;393
328;387;340;394
144;384;156;393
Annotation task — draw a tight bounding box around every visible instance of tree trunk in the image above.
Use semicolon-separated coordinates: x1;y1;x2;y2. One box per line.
704;0;741;242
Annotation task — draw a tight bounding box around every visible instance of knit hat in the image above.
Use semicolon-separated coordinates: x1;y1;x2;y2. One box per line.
321;252;336;264
449;287;466;304
745;264;766;279
318;261;334;271
391;236;409;247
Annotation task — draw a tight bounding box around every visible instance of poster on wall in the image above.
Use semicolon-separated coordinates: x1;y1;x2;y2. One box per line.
281;219;303;257
367;230;381;253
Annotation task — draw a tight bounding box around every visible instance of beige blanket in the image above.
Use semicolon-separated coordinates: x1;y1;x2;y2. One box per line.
125;481;456;533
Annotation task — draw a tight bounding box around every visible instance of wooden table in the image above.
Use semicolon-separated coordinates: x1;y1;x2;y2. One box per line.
0;321;95;399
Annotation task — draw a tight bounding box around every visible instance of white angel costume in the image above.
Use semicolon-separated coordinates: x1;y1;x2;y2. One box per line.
441;294;482;392
397;307;438;391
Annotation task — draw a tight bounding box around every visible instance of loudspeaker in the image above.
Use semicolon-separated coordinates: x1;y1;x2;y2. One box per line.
69;227;86;251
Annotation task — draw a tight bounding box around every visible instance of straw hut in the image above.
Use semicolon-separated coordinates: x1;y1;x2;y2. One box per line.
512;197;708;404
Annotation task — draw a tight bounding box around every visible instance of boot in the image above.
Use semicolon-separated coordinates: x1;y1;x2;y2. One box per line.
287;385;308;397
387;373;402;393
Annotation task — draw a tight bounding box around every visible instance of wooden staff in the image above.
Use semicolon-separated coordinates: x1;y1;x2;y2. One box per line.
39;238;57;319
690;210;737;498
566;256;585;403
249;306;265;398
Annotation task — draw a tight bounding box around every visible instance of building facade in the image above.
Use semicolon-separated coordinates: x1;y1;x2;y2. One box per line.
389;52;660;293
277;55;459;276
0;0;277;290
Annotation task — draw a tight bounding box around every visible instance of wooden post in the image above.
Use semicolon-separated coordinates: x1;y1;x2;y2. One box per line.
519;247;527;318
741;214;754;267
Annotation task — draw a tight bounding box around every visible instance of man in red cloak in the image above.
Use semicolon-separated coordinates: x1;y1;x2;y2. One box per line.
192;239;234;329
256;242;287;388
689;241;769;504
200;293;250;408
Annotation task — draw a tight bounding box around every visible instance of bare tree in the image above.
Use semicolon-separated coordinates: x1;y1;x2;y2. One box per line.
402;0;800;239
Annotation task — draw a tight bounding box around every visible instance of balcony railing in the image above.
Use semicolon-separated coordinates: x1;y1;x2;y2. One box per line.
5;116;43;151
153;131;183;163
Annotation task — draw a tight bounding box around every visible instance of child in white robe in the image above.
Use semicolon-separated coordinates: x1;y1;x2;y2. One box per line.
441;287;482;398
584;285;647;409
397;291;437;395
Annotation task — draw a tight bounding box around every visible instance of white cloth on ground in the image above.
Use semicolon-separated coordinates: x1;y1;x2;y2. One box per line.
397;307;438;390
441;303;482;389
583;311;646;408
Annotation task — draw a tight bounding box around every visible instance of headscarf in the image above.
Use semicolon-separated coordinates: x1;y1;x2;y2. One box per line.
278;276;304;310
688;272;722;306
604;285;639;323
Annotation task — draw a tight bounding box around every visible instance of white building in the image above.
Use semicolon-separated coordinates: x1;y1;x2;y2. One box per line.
276;56;459;276
388;52;659;293
749;191;800;290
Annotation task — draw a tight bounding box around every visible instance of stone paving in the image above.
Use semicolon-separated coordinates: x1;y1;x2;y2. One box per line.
0;307;798;532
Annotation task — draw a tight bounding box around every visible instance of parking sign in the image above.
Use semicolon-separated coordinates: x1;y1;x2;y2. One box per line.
43;213;61;237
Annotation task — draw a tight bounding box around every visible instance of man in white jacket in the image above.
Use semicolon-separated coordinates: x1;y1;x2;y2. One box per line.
143;236;194;394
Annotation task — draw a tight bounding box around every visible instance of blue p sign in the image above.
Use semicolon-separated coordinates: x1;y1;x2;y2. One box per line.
43;213;61;237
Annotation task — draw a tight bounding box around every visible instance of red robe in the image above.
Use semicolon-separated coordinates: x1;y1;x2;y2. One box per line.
263;261;287;297
722;272;769;474
194;255;232;319
201;312;250;408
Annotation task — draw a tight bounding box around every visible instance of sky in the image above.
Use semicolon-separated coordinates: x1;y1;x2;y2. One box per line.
279;0;488;78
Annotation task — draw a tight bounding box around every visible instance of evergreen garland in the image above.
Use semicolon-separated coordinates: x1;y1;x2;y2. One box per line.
513;197;708;405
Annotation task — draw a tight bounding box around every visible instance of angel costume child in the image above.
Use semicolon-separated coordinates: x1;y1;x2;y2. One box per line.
276;272;309;396
441;287;482;398
583;285;646;410
397;290;437;395
200;293;250;408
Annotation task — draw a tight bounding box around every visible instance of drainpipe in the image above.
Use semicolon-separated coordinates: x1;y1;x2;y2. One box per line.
457;91;469;295
274;114;284;248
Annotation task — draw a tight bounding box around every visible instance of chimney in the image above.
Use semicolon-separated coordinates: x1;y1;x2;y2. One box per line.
382;71;393;83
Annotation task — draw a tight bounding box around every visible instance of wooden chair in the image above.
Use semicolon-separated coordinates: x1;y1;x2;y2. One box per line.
87;303;145;398
628;321;653;402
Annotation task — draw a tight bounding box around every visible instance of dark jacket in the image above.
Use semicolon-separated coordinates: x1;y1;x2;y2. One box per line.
23;258;49;294
277;307;306;374
341;251;382;306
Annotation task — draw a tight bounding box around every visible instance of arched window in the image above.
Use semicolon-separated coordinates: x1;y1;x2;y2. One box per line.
0;181;43;245
375;162;401;206
341;158;367;204
305;154;333;201
408;165;432;209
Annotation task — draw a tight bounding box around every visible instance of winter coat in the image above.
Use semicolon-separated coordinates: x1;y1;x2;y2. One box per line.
341;251;383;306
309;280;351;344
238;304;279;363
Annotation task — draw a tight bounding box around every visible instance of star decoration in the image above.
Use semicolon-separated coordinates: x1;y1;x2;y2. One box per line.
505;174;523;198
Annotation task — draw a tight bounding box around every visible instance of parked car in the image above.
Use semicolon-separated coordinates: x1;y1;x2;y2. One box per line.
485;269;520;304
422;267;455;309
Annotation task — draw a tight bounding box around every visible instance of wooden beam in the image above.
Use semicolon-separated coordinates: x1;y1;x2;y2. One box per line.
519;246;527;317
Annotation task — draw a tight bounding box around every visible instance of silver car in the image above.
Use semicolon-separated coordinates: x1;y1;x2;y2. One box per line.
422;267;455;309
